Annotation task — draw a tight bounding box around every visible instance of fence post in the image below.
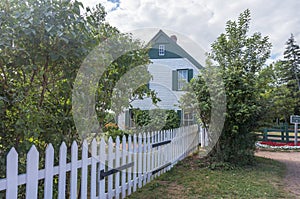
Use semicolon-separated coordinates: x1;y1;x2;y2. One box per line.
285;124;289;143
263;129;268;141
281;130;285;142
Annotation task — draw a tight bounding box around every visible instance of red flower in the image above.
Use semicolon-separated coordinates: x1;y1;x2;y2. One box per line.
260;141;300;146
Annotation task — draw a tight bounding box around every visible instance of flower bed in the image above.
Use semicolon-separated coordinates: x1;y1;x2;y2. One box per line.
256;141;300;150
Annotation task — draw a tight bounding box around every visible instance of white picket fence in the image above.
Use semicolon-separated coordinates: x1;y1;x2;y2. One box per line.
0;125;203;199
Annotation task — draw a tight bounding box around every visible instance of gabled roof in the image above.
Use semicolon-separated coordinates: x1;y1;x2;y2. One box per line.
148;30;203;69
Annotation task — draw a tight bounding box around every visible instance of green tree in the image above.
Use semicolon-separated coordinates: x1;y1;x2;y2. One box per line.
273;34;300;121
188;9;271;165
0;0;156;183
0;0;95;157
0;0;157;197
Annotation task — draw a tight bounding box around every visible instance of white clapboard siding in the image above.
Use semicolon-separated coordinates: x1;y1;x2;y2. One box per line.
0;125;202;199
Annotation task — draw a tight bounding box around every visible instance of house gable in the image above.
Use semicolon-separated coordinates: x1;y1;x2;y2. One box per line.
148;30;203;69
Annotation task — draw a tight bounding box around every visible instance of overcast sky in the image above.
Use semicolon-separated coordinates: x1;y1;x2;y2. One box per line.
81;0;300;64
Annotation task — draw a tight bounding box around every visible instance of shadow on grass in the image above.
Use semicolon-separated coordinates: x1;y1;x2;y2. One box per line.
127;154;293;199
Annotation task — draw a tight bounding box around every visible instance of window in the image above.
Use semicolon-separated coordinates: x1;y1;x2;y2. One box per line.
172;69;193;91
183;112;194;126
125;109;135;128
177;70;188;90
158;44;165;56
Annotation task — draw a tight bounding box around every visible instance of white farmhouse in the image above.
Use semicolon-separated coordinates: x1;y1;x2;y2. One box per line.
118;30;203;129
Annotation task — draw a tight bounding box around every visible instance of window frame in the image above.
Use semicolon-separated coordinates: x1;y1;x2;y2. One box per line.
183;111;194;126
158;44;165;56
177;69;189;90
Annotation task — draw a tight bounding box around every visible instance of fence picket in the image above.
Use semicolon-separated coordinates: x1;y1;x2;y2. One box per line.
138;133;143;188
99;138;106;199
166;130;170;171
70;141;78;199
6;148;18;199
121;135;127;199
26;146;39;199
143;133;147;186
44;144;54;199
108;137;113;198
91;139;97;199
146;132;151;183
157;131;161;177
115;136;121;199
132;134;137;192
81;140;88;199
151;132;155;181
58;142;67;199
162;130;167;174
127;135;133;196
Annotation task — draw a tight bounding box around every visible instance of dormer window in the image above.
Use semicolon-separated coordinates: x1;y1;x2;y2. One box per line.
158;44;165;56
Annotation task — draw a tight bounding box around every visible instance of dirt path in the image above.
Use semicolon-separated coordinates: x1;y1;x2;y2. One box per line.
256;151;300;197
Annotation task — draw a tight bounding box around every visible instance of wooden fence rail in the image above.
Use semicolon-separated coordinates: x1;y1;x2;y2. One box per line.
257;126;299;143
0;125;204;199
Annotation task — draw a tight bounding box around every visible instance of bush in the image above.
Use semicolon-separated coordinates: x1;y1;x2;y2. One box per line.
132;109;180;132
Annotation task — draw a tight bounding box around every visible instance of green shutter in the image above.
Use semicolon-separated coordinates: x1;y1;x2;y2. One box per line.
125;110;130;128
172;70;178;91
177;110;182;125
188;69;193;82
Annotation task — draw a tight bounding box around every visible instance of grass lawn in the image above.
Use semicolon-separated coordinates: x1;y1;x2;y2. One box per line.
127;154;292;199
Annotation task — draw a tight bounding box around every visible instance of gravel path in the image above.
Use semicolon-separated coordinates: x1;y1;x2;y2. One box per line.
256;151;300;197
